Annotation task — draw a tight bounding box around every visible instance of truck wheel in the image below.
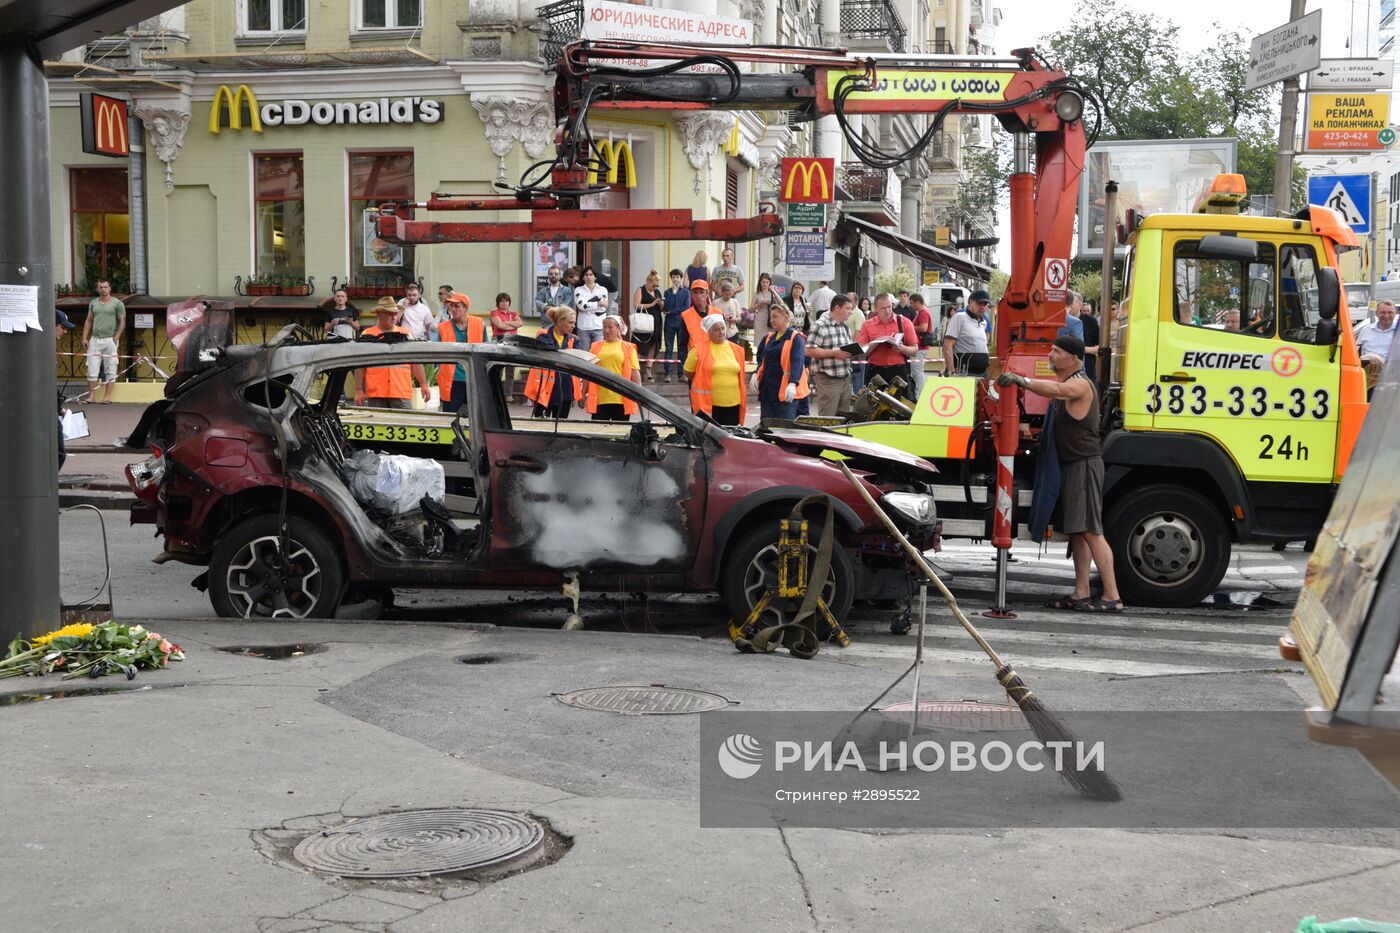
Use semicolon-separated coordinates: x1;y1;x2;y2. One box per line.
209;515;344;619
1105;485;1229;608
719;521;855;630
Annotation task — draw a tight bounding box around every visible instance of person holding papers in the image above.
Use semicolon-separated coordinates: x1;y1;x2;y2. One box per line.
857;292;919;391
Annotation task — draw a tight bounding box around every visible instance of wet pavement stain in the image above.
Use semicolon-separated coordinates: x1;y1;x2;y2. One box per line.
217;643;328;660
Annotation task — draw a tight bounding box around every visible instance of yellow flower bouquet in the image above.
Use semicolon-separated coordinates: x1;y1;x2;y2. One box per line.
2;621;185;681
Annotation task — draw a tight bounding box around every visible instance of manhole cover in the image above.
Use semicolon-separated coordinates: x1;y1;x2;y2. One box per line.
292;809;545;879
555;685;731;715
880;700;1030;732
217;643;326;660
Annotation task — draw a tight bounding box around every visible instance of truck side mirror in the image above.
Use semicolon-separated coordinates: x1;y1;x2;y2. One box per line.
1195;235;1259;262
1317;267;1341;322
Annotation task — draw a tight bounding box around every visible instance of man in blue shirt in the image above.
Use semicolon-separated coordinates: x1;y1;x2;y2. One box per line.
661;268;692;383
1059;290;1085;343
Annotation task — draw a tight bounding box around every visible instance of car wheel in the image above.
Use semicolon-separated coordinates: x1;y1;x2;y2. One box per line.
1104;485;1230;608
720;520;855;630
208;514;345;619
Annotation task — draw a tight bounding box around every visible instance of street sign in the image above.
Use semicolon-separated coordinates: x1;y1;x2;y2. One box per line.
1307;174;1371;233
923;270;940;285
1305;92;1391;152
786;202;825;227
785;231;826;266
779;157;835;203
1310;58;1394;91
1044;257;1069;302
933;226;951;247
1245;10;1322;91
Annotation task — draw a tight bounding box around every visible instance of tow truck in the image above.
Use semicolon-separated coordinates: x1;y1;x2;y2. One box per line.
368;39;1368;608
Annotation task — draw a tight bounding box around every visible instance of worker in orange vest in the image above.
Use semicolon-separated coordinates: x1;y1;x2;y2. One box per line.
436;292;486;413
681;279;711;353
585;315;641;422
524;304;584;419
355;296;431;409
685;312;747;426
752;303;810;423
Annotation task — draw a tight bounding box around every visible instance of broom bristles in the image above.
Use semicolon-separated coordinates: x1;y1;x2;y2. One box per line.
997;664;1123;802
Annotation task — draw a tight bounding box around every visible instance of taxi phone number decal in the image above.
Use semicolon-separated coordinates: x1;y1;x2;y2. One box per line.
1145;384;1330;419
343;422;452;444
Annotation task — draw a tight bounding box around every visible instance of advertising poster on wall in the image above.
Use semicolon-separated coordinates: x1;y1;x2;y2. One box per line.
1076;138;1237;259
534;240;575;295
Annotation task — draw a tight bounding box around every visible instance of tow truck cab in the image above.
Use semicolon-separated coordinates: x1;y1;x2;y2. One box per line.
1100;179;1370;605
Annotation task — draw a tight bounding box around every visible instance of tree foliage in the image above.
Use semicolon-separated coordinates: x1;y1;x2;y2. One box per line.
1039;0;1303;203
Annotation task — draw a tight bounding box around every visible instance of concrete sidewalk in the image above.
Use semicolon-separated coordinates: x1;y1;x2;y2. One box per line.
3;618;1397;933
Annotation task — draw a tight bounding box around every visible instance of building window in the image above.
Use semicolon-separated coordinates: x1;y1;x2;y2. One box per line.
359;0;422;29
349;151;415;283
70;167;130;291
254;153;306;277
240;0;306;35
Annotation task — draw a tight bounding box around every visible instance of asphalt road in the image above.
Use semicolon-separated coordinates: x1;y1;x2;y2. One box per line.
60;507;1311;682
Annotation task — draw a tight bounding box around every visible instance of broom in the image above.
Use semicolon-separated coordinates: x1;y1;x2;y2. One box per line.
838;463;1122;803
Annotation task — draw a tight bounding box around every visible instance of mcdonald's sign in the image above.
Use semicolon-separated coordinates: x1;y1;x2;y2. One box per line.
80;93;129;157
588;139;636;188
779;157;834;204
208;84;263;134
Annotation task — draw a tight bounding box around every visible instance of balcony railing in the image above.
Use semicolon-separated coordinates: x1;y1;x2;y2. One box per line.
839;162;900;225
841;0;907;54
538;0;584;66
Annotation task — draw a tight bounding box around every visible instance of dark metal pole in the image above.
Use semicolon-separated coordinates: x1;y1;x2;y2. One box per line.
0;36;59;637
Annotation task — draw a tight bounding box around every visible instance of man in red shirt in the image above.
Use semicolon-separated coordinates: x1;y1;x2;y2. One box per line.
908;292;935;401
857;292;919;391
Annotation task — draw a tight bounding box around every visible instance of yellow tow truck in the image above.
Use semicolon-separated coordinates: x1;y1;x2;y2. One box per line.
840;175;1371;606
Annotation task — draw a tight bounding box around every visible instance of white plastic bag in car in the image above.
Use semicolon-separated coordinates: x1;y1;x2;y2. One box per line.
344;449;444;515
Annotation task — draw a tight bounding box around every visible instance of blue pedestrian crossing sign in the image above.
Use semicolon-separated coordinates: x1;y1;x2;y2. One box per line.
1308;174;1371;234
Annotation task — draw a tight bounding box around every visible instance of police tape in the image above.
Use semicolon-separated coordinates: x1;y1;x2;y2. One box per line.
61;354;172;402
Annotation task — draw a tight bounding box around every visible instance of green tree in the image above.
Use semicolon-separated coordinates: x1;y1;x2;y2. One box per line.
1040;2;1300;202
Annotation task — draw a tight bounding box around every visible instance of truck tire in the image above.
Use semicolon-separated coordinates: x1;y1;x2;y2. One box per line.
208;514;345;619
1104;485;1230;608
719;520;855;630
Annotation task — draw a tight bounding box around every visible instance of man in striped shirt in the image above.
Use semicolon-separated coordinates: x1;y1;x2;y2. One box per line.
807;294;855;416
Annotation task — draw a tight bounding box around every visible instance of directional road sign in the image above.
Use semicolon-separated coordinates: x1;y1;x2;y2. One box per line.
1245;10;1322;91
1310;58;1395;91
1307;174;1371;234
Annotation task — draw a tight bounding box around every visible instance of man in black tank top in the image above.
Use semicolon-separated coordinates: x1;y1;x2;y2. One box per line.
998;335;1124;611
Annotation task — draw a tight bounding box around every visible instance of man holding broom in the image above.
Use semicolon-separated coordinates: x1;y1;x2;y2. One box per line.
997;335;1123;612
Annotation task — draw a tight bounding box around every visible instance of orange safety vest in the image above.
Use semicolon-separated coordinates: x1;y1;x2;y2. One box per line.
436;317;487;398
585;340;640;415
682;306;706;348
755;328;811;401
361;325;414;399
523;327;584;406
688;339;747;415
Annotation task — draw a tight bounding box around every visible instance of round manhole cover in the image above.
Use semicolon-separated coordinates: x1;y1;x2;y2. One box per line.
555;685;731;715
880;700;1030;732
292;809;544;879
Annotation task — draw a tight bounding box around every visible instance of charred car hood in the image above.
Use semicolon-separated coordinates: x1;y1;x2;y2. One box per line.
759;427;939;480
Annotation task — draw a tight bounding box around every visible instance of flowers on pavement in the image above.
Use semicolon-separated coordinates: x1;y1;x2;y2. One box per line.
1;621;185;681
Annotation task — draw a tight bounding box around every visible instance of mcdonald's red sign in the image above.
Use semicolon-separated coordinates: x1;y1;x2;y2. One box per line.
80;93;129;157
779;157;834;204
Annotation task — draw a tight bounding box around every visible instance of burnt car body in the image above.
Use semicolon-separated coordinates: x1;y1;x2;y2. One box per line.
125;332;940;621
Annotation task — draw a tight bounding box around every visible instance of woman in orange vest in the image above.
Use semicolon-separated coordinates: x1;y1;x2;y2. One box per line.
355;297;430;409
524;305;583;419
684;313;746;426
585;313;641;420
752;303;810;424
436;292;486;414
586;315;641;422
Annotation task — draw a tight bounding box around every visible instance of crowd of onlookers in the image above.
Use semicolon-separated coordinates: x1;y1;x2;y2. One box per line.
334;252;1023;425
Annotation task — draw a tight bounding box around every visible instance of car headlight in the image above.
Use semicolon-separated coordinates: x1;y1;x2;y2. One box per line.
882;491;936;525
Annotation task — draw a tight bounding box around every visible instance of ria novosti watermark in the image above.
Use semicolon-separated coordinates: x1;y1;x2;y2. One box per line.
718;731;1106;780
699;712;1400;829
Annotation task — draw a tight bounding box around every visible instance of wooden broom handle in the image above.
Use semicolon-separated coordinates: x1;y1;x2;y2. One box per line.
838;462;1005;669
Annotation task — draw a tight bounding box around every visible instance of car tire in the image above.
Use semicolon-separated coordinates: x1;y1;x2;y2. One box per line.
720;519;855;630
208;514;345;619
1104;485;1230;608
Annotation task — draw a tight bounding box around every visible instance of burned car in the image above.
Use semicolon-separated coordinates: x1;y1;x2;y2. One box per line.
125;331;940;623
